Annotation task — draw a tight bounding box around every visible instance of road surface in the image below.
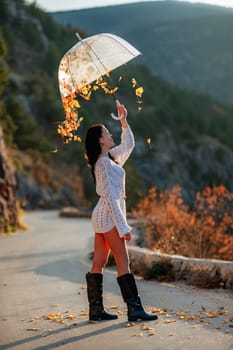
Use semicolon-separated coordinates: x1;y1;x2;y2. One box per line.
0;210;232;350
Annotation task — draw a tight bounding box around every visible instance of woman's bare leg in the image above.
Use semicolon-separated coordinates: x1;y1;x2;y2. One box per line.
104;227;130;276
91;233;110;273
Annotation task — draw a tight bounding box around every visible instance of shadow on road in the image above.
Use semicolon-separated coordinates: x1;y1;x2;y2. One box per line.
1;320;126;350
35;255;87;284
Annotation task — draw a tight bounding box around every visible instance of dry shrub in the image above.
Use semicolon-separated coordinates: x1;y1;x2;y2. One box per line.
132;185;233;261
143;259;175;282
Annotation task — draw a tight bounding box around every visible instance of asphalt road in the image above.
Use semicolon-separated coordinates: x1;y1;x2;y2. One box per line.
0;210;232;350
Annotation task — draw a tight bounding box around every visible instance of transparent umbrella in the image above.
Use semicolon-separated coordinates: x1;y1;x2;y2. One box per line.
58;32;141;119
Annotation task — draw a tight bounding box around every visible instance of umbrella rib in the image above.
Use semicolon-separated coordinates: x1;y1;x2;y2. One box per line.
67;54;76;93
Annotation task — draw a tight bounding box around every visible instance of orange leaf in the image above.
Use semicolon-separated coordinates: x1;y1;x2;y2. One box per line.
132;78;137;88
136;86;144;98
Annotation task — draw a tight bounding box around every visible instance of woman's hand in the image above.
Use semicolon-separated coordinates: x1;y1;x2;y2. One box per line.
117;104;127;118
118;104;128;128
123;232;131;241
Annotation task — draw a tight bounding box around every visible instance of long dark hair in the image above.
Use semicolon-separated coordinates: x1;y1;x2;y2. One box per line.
85;124;116;183
85;124;103;183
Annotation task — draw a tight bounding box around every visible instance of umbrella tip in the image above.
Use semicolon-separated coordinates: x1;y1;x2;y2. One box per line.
75;32;83;41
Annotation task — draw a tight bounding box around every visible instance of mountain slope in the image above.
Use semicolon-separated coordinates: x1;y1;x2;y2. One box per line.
52;1;233;106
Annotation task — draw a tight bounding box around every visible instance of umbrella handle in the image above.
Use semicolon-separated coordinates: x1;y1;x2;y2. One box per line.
110;100;125;120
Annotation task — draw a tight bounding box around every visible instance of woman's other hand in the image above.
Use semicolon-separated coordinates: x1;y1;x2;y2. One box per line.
123;232;131;241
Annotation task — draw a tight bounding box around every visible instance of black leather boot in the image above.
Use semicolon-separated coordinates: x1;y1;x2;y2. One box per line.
117;273;158;322
86;272;118;321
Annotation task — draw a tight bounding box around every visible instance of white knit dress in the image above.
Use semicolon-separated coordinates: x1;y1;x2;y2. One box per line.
91;124;135;237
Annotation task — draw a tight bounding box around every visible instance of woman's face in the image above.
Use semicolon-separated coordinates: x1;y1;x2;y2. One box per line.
100;127;114;149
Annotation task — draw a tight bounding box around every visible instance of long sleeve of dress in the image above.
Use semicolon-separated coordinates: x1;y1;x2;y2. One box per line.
95;157;132;237
110;123;135;167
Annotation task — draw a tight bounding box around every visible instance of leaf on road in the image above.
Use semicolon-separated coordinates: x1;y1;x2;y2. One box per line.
65;314;77;320
140;325;154;331
28;319;36;323
42;329;53;337
42;311;77;324
80;311;88;316
125;322;136;327
149;307;167;315
164;319;176;323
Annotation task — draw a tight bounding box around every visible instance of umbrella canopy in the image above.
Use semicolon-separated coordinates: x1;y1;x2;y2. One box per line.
58;33;141;98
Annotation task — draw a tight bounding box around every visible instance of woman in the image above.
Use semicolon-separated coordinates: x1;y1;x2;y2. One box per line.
85;103;158;322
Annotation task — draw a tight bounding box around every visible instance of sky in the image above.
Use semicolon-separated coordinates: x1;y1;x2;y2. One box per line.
26;0;233;12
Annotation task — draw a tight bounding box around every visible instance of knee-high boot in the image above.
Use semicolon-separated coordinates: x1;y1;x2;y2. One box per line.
117;273;158;322
86;272;118;321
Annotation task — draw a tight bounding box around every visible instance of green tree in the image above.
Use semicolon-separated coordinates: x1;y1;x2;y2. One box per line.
41;43;60;76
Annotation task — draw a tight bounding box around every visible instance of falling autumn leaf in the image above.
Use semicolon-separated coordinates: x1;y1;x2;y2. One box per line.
135;86;144;98
73;100;80;108
132;78;137;88
58;72;144;144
